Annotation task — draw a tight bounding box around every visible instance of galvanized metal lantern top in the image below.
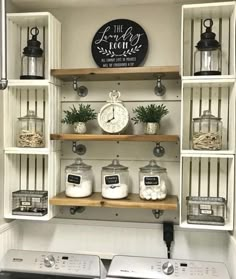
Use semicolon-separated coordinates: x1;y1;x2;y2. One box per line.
23;27;43;57
196;19;221;51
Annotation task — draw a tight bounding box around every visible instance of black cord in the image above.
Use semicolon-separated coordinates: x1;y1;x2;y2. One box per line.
163;222;174;259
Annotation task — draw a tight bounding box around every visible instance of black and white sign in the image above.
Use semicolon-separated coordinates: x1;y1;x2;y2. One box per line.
67;174;81;185
105;175;120;185
91;19;148;68
144;176;160;186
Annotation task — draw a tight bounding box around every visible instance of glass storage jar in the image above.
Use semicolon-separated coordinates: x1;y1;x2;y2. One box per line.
192;110;222;150
101;159;129;199
65;158;93;198
139;160;167;200
17;110;45;147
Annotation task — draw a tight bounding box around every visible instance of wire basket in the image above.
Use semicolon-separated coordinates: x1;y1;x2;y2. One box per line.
12;190;48;216
186;196;226;225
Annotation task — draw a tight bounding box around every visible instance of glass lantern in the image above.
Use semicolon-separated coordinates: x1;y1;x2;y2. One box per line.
17;110;45;148
194;19;222;76
20;27;45;79
192;110;222;150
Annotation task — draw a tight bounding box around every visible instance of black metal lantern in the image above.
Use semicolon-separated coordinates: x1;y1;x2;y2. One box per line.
194;18;222;76
20;27;45;79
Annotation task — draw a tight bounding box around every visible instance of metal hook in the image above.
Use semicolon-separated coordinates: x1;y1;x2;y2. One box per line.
153;142;165;157
73;79;88;97
154;76;166;96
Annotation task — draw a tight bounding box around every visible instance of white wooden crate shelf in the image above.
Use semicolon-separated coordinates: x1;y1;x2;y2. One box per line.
3;12;62;221
181;81;235;153
4;147;49;155
4;152;60;220
7;12;61;83
181;2;235;77
180;155;234;230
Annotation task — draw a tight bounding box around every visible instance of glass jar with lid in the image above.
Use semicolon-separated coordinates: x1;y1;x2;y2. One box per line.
139;160;167;200
17;110;45;147
65;158;93;198
192;110;222;150
101;159;129;199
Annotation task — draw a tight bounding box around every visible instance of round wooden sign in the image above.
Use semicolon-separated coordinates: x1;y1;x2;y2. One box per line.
91;19;148;68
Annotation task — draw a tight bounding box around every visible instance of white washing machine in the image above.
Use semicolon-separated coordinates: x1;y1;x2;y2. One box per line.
106;255;230;279
0;249;106;279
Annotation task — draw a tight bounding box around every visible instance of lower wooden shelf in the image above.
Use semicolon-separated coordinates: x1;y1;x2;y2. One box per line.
49;192;178;210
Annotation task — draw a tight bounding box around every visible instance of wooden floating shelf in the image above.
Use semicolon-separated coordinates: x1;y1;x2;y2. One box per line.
50;134;179;142
50;192;178;210
51;66;180;82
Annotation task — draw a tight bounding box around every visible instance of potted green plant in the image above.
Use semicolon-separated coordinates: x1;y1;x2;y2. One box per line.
62;104;97;134
131;104;169;134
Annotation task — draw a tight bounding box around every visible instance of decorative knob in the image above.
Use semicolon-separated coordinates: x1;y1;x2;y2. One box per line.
44;255;55;267
162;261;174;275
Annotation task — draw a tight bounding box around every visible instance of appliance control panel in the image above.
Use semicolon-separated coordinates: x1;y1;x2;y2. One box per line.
106;255;230;279
0;249;102;277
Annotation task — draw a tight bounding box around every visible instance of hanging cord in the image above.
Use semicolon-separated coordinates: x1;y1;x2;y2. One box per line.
163;222;174;259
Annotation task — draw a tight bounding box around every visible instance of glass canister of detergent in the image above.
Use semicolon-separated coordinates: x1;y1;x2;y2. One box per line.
192;110;222;150
101;159;129;199
139;160;167;200
65;158;93;198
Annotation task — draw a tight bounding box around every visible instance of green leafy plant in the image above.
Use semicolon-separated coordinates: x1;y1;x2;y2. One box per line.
131;104;169;124
62;104;97;124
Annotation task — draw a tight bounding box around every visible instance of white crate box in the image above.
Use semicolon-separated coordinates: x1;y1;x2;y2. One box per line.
181;2;236;78
7;12;61;83
4;152;60;220
181;79;235;154
180;155;234;231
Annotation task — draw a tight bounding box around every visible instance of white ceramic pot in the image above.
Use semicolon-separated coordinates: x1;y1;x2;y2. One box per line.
74;122;87;134
144;122;159;135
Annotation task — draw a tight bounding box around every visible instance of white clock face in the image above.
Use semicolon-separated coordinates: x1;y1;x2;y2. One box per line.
98;103;129;134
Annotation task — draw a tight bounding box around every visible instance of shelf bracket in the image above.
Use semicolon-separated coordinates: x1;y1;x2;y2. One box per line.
153;142;165;157
70;206;86;215
73;78;88;97
154;75;166;96
72;141;87;155
152;209;164;219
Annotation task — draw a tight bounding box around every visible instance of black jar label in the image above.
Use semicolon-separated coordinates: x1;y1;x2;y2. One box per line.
105;175;120;185
67;174;81;185
144;176;160;186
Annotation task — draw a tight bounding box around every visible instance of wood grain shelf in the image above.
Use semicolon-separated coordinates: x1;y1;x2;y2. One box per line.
50;192;178;210
51;66;180;82
50;134;179;142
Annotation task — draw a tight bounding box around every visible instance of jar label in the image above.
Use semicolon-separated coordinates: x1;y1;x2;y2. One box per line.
144;176;160;186
105;175;120;187
67;174;81;185
20;201;31;206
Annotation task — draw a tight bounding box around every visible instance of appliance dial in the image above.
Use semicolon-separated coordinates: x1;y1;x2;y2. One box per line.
162;261;174;275
44;255;55;267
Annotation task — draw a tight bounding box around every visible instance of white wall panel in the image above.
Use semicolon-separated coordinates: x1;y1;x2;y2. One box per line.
20;220;228;263
0;222;21;261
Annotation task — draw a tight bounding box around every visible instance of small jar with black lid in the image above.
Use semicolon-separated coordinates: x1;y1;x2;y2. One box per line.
139;160;167;200
101;159;129;199
65;158;93;198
